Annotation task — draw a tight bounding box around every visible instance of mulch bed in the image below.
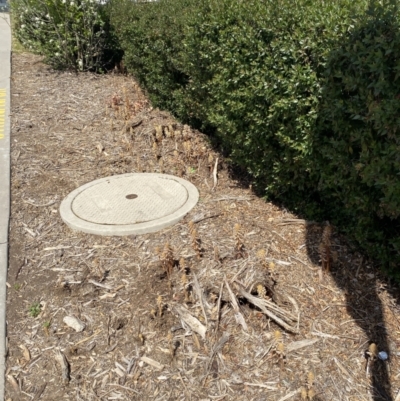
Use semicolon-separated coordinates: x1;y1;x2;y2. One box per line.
5;52;400;401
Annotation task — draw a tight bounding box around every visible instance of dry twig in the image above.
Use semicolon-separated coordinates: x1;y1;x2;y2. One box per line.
172;304;207;339
224;278;248;331
212;157;219;190
55;349;70;384
234;282;299;333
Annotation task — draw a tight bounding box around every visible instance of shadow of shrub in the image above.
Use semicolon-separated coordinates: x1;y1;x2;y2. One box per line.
311;0;400;279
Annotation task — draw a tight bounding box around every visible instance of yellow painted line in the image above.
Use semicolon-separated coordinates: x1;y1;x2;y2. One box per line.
0;88;5;140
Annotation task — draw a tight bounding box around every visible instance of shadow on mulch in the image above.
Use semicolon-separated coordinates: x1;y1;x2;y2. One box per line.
222;160;399;401
306;225;399;401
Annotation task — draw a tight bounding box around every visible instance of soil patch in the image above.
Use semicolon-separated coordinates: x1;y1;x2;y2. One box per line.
5;52;400;401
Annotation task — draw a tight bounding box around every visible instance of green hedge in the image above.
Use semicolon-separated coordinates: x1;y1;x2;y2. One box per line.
110;0;400;277
11;0;121;71
314;2;400;275
181;0;360;195
108;0;195;114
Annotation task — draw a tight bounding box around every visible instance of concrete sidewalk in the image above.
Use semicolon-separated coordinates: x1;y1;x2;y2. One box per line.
0;12;11;401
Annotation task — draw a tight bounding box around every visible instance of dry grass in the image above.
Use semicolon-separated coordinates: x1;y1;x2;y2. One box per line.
5;52;400;401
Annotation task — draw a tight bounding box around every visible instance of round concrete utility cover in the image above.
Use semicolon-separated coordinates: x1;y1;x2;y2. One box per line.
60;173;199;236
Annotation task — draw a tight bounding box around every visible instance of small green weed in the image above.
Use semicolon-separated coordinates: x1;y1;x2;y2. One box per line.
28;302;41;318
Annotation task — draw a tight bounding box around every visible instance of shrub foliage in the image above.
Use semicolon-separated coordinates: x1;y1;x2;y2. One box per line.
108;0;195;113
11;0;120;71
98;0;400;276
315;1;400;274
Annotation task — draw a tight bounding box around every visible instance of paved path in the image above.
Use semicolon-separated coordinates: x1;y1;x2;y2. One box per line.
0;12;11;401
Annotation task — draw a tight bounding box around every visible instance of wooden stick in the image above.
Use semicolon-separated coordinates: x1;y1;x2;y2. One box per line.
234;283;299;334
212;157;218;190
193;273;208;327
225;277;248;331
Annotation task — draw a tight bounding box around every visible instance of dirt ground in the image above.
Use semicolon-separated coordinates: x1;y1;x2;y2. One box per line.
5;52;400;401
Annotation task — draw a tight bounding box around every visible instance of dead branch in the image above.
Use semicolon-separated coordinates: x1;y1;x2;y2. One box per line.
224;278;248;331
234;282;299;334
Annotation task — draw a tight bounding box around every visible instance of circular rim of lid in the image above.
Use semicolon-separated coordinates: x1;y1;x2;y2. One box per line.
60;173;199;236
71;174;189;225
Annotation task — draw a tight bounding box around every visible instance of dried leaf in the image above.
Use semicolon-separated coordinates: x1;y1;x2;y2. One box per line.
368;343;378;359
19;344;31;361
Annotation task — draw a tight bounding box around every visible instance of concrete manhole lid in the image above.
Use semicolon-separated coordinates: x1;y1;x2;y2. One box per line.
60;173;199;236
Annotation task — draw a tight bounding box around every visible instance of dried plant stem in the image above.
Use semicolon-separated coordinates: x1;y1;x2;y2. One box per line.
55;349;70;384
214;281;224;338
233;224;245;259
188;221;202;258
224;278;248;331
160;242;174;279
212;157;219;190
203;331;230;384
193;273;208;326
319;223;332;271
234;282;299;333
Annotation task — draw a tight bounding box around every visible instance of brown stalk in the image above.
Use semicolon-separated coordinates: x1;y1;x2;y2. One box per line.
160;242;174;280
319;222;332;272
188;221;202;258
233;223;245;259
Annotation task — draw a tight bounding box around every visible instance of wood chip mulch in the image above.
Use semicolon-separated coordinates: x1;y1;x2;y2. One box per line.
5;52;400;401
